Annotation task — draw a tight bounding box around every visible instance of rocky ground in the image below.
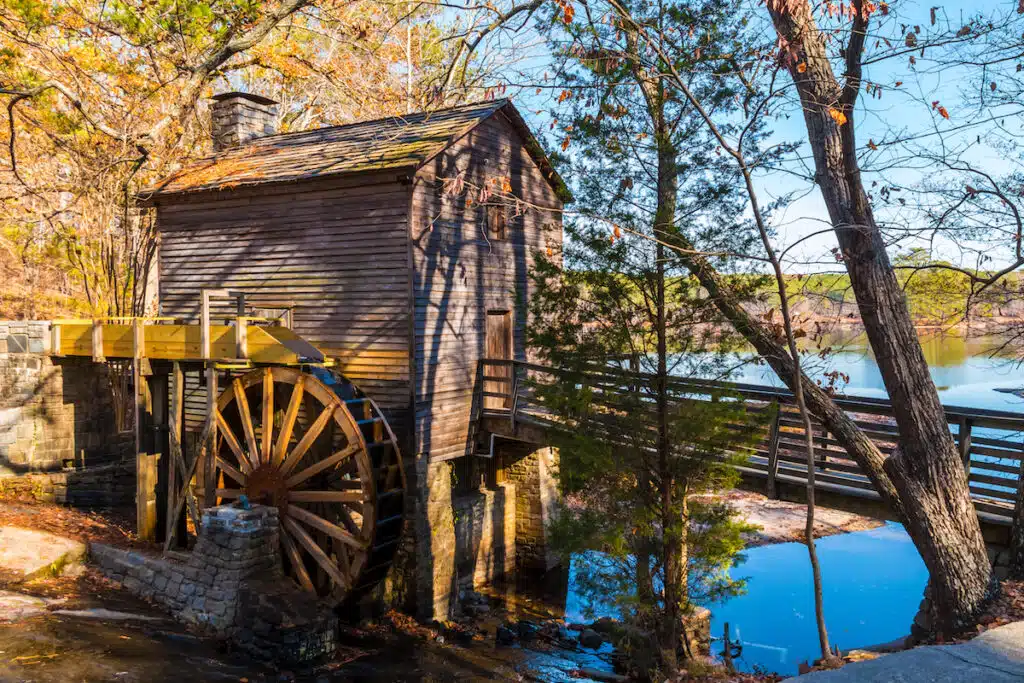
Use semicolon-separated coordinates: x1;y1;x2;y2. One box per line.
709;489;884;547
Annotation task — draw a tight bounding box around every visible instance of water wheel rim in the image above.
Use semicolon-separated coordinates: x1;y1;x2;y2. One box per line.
212;366;376;599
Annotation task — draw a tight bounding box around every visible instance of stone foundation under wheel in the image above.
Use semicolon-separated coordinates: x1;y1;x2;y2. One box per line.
90;504;336;664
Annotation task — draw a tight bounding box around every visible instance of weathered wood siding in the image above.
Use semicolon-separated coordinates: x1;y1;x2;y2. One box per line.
156;172;414;440
411;113;563;461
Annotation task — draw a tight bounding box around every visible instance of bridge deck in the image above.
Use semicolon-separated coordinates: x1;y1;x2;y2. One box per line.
474;360;1024;526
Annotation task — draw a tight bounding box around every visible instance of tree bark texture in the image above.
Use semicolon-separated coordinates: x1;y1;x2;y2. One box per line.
766;0;991;630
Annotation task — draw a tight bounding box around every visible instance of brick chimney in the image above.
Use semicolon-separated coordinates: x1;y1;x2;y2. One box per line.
210;92;279;151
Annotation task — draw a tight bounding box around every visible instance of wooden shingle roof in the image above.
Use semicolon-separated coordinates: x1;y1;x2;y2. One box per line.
140;99;569;201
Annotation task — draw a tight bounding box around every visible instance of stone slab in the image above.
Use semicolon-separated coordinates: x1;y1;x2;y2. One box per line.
0;590;48;621
787;621;1024;682
0;526;87;580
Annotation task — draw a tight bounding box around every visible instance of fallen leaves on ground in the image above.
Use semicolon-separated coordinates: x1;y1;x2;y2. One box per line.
965;579;1024;637
0;499;142;549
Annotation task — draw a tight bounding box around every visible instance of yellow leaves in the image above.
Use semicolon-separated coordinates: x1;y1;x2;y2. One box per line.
613;225;622;239
867;139;878;151
557;89;573;103
931;101;951;119
796;62;807;73
828;107;847;126
561;135;571;151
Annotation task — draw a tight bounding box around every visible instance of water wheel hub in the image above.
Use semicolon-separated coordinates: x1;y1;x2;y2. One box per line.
245;465;289;512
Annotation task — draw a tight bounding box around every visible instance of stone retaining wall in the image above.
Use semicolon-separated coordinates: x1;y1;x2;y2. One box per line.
0;322;126;474
504;443;560;571
452;482;516;592
91;504;337;663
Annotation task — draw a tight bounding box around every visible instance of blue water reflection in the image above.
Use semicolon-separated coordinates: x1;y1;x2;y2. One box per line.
562;523;928;676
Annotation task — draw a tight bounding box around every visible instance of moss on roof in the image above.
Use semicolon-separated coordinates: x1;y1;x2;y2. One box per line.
140;99;570;202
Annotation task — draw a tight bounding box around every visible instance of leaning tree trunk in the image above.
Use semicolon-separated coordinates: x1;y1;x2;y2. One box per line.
765;0;992;632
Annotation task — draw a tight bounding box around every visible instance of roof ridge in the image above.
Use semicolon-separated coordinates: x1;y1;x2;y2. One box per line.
242;97;510;148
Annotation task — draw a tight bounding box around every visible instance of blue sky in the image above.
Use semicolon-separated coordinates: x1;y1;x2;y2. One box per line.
481;0;1023;274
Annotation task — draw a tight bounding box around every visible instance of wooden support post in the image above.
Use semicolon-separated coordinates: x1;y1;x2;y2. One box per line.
203;363;218;509
958;417;973;482
166;362;182;547
50;324;61;355
91;319;105;362
201;291;212;361
235;316;248;359
136;452;160;541
766;402;782;500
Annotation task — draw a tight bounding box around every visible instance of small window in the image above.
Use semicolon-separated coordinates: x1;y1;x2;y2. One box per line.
486;203;507;241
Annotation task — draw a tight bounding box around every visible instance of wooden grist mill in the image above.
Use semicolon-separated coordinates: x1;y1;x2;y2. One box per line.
48;289;406;604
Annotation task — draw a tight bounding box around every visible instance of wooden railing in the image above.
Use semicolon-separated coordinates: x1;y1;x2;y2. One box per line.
475;359;1024;524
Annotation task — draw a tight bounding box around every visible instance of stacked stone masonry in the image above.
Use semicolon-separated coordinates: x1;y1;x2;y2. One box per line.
91;504;337;663
0;321;135;507
211;96;278;150
503;444;560;571
452;482;516;592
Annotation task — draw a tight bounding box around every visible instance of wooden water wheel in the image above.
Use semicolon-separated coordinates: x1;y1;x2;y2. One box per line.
211;366;405;604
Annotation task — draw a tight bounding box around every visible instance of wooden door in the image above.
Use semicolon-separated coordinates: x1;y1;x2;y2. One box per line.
484;311;513;410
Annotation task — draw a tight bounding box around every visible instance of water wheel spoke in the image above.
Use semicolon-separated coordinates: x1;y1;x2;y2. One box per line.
233;378;261;466
287;503;364;551
282;516;350;590
215;456;247;485
336;504;360;536
261;367;274;462
334;537;351;579
280;525;316;592
279;404;339;477
288;490;365;504
215;488;243;499
285;444;359;489
273;375;305;466
214;409;258;473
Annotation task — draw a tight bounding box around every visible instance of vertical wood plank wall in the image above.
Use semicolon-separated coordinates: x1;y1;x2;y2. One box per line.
156;172;414;442
410;113;564;462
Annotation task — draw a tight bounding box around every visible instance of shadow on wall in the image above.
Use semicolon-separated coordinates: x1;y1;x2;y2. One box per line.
0;336;136;507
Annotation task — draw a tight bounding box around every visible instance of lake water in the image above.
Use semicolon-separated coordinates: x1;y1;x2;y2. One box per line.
562;523;930;676
712;331;1024;414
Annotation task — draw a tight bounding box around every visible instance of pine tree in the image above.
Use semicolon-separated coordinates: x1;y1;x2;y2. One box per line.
527;4;774;668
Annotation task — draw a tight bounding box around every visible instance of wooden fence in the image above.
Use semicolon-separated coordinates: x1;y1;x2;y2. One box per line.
475;359;1024;525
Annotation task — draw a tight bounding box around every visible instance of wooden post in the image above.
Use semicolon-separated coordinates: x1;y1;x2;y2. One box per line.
91;319;105;362
136;452;160;541
50;323;61;355
201;291;212;361
235;316;248;359
958;417;973;482
166;362;182;547
203;363;218;509
766;402;782;499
